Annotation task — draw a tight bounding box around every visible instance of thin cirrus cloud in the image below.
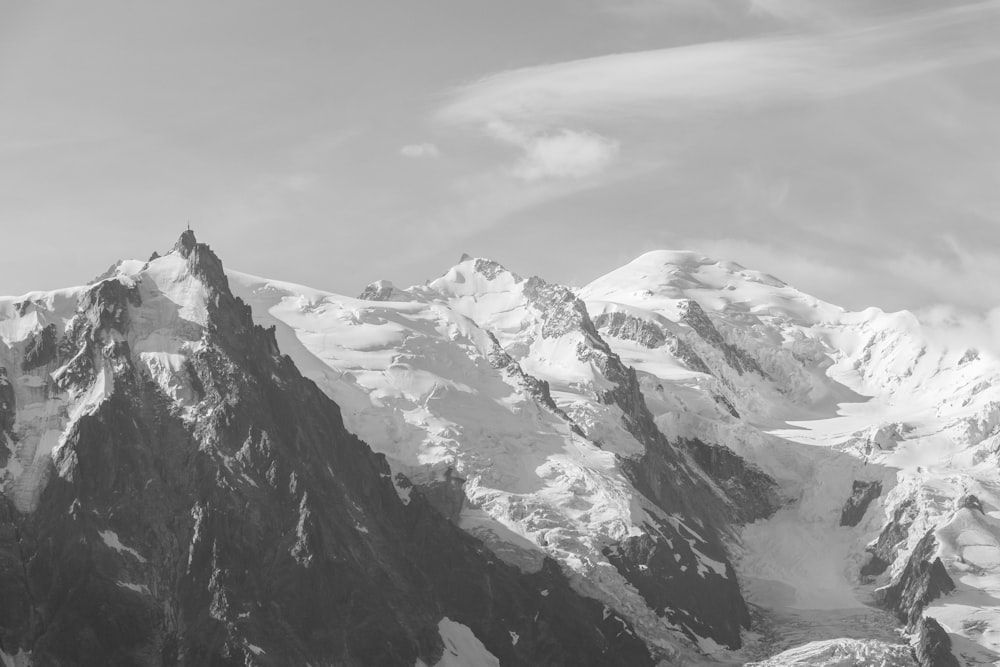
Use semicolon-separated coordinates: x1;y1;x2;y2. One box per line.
423;0;1000;314
400;142;442;158
437;2;1000;128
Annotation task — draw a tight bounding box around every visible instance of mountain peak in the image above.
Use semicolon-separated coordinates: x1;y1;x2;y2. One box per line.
631;249;718;269
167;230;230;299
427;256;523;299
452;254;520;281
624;250;770;283
173;228;198;257
358;279;407;302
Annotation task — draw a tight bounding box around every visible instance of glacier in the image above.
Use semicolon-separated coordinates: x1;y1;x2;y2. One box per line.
2;237;999;664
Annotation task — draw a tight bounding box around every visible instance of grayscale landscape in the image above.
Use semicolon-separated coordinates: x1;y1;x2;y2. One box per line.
2;3;998;665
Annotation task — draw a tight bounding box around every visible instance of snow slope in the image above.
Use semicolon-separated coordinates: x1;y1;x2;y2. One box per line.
229;250;1000;663
0;251;215;514
581;250;1000;663
230;267;730;660
8;244;999;663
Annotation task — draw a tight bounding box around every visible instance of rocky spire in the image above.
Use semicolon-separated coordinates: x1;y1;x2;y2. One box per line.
173;228;197;257
0;231;654;666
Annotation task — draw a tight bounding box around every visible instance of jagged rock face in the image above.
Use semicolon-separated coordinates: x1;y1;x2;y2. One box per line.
603;518;750;648
358;280;408;302
556;249;1000;661
21;323;57;372
473;258;517;282
522;277;604;345
0;236;652;666
413;261;776;650
913;616;960;667
589;338;778;530
9;240;1000;663
590;310;742;423
679;300;767;378
862;499;917;579
669;335;712;374
572;299;775;648
595;353;776;647
955;493;984;514
483;332;574;424
840;480;883;527
247;257;782;654
0;370;14;435
418;467;466;524
592;312;667;349
532;284;783;649
683;439;782;524
875;529;956;627
590;310;717;380
712;393;741;419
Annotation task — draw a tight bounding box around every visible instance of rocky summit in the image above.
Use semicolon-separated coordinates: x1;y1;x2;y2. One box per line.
2;235;1000;666
0;234;649;666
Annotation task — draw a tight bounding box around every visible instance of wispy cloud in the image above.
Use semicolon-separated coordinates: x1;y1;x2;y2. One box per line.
370;172;609;273
679;234;1000;314
916;304;1000;359
438;2;1000;128
400;142;441;158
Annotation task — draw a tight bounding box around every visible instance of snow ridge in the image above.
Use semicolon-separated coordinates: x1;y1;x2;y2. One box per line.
6;242;1000;663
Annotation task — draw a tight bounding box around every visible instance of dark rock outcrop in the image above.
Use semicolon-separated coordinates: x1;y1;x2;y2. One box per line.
523;277;602;344
358;280;405;302
484;331;585;437
956;494;984;514
486;334;562;413
603;519;748;649
684;439;782;524
840;480;883;527
473;258;518;282
521;276;780;649
679;300;767;378
861;499;917;579
713;393;741;419
591;312;721;385
592;312;667;349
21;323;57;372
875;529;955;627
667;335;713;376
591;345;778;529
417;468;466;525
0;500;33;649
913;616;960;667
0;233;653;667
0;368;14;434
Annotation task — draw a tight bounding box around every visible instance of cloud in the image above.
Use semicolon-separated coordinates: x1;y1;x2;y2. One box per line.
400;142;441;158
513;129;619;181
676;233;1000;315
878;244;1000;312
437;2;1000;128
484;122;619;181
915;304;1000;360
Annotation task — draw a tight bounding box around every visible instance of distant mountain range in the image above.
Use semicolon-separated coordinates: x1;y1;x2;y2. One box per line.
2;232;997;666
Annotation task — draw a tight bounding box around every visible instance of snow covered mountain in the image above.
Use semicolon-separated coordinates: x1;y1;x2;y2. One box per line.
3;234;999;665
0;234;650;666
579;252;1000;665
230;258;780;661
232;250;1000;665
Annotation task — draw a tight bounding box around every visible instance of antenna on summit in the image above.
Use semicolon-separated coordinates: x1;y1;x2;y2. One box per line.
187;219;191;232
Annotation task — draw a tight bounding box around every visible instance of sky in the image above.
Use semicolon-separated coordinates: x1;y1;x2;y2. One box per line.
1;0;999;314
